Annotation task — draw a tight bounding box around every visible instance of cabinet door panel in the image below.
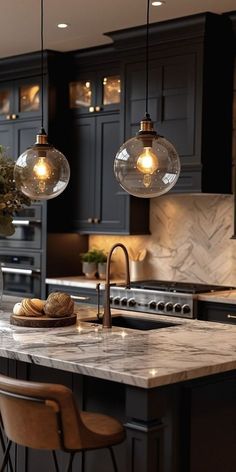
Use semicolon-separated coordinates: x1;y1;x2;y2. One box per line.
71;116;97;230
96;114;128;233
0;124;14;156
14;77;41;120
125;54;195;167
13;120;40;160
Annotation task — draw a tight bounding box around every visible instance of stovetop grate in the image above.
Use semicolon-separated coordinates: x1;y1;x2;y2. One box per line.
130;280;235;294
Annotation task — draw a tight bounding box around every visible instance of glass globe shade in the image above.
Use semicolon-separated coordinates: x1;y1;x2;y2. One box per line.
14;135;70;201
114;134;180;198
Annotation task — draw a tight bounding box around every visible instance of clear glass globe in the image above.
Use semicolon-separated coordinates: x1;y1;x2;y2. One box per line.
14;142;70;201
114;134;180;198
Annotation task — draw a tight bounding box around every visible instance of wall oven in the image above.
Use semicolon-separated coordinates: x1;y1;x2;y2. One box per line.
0;204;43;249
0;250;42;298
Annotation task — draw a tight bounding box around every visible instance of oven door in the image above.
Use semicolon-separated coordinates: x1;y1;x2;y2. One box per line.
0;204;42;249
1;252;41;298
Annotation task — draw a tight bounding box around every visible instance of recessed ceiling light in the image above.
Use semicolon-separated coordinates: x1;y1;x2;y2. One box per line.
57;23;69;29
152;1;165;5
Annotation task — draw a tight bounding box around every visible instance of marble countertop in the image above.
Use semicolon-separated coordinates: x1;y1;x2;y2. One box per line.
1;295;236;389
45;276;122;289
198;289;236;303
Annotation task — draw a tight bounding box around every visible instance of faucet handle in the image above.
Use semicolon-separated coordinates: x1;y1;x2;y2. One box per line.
96;283;102;320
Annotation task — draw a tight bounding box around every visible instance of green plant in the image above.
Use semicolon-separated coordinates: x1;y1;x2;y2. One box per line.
80;248;107;263
0;145;31;236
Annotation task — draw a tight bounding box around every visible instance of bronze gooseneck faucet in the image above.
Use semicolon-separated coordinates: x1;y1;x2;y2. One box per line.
102;243;130;328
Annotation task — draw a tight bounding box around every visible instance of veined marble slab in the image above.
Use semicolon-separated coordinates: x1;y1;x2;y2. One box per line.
1;296;236;389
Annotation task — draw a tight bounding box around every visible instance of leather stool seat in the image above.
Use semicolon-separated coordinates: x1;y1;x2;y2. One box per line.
0;373;125;472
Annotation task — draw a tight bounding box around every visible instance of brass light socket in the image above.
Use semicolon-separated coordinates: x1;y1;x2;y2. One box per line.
35;133;49;145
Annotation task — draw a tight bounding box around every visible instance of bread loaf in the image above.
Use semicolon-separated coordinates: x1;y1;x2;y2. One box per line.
13;298;45;317
44;292;74;318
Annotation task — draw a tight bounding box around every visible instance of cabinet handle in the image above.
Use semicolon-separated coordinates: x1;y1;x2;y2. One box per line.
227;314;236;319
93;218;100;224
6;114;11;120
89;106;95;112
87;218;93;223
70;295;91;301
95;106;101;112
11;114;18;120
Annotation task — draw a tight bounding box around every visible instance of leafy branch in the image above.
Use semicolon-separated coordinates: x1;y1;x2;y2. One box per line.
0;145;31;236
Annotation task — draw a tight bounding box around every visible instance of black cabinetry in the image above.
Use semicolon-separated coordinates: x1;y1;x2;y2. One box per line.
108;12;234;194
198;300;236;324
46;283;101;305
68;54;149;235
0;50;86;298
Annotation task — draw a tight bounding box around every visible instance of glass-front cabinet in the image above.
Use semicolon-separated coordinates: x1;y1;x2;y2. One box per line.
69;70;121;114
0;77;41;121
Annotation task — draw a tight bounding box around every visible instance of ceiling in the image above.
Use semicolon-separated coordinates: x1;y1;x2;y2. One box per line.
1;0;235;59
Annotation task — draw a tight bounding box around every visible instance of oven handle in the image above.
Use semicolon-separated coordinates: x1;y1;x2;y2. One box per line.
12;220;30;226
1;267;40;275
12;220;41;225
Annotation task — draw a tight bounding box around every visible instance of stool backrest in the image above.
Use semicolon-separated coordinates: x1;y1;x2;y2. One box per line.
0;373;91;451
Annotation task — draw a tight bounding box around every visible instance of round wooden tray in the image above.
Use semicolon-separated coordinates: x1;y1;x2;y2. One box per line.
10;313;77;328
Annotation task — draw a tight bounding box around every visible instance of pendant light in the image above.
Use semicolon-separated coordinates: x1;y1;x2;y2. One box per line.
114;0;181;198
14;0;70;201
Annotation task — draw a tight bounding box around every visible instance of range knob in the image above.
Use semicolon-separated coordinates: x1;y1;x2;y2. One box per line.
165;302;173;312
148;300;156;310
128;298;136;307
120;297;128;306
157;301;165;311
173;303;182;313
182;304;191;315
109;296;113;303
113;296;120;305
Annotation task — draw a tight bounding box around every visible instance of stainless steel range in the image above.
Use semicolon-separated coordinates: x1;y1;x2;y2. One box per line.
109;280;235;319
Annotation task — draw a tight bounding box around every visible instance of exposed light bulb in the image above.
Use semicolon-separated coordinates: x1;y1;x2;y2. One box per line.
33;157;51;179
114;115;180;198
14;132;70;200
136;146;159;188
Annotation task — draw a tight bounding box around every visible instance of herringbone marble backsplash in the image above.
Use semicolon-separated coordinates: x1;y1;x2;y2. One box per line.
90;194;236;286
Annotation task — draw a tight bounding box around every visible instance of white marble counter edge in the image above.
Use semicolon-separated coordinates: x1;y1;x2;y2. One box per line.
2;296;236;389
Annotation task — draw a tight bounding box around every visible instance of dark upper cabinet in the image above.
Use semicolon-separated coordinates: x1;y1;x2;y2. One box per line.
69;69;121;115
108;12;234;194
0;119;41;161
68;53;149;235
0;50;74;298
70;112;149;234
0;77;41;122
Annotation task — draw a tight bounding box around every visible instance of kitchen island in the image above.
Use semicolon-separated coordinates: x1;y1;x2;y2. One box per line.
1;295;236;471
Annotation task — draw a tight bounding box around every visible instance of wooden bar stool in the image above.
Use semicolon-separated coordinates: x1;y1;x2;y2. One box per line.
0;373;125;472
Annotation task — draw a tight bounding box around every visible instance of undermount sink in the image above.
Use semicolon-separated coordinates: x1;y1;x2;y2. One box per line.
84;315;179;331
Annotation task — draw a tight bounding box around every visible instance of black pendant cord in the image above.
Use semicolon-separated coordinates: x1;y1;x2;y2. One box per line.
145;0;150;118
40;0;45;133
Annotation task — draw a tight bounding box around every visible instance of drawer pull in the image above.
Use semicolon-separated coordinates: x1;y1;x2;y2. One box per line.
89;106;94;113
227;314;236;319
70;295;91;301
87;218;93;223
